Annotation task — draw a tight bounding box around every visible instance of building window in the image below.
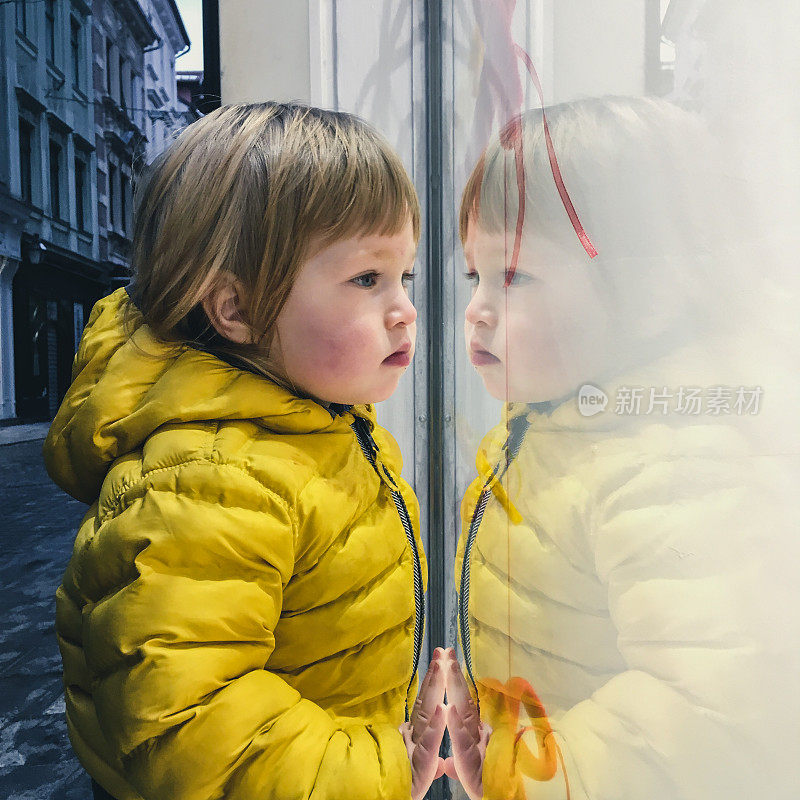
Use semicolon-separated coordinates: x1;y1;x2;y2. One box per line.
49;139;62;219
75;156;87;231
108;163;117;229
71;17;81;88
45;0;56;63
15;0;26;35
18;118;34;203
121;173;129;234
106;39;113;96
119;56;126;108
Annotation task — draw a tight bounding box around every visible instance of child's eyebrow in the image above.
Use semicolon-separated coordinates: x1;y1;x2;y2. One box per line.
365;247;394;259
361;245;418;266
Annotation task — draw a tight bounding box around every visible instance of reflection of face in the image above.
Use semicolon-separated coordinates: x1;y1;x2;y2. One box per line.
463;222;612;403
271;219;418;405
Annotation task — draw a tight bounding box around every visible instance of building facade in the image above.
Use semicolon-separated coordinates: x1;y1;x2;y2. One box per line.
139;0;194;163
1;0;101;422
0;0;194;423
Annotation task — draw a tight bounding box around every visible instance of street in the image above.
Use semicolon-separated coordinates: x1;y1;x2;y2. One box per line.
0;427;90;799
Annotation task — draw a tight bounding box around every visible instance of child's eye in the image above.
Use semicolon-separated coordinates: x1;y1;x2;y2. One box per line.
464;268;535;288
352;272;378;288
352;271;416;289
504;269;535;287
463;270;479;286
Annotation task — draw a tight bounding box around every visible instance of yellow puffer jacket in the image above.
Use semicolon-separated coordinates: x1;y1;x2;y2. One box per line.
44;288;427;800
455;335;799;800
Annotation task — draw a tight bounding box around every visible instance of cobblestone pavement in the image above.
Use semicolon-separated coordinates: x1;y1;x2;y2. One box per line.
0;433;92;799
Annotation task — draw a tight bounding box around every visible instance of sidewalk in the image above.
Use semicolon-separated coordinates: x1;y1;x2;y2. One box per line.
0;423;52;447
0;435;91;799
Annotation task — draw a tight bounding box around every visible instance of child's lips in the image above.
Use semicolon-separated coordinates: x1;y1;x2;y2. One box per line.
470;349;501;366
469;340;501;366
383;341;412;367
383;351;411;367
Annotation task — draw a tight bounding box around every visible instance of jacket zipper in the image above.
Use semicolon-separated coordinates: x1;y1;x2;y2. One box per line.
458;414;531;714
351;416;424;723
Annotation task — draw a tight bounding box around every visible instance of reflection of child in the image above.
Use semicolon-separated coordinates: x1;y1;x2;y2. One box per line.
44;103;448;800
448;97;792;799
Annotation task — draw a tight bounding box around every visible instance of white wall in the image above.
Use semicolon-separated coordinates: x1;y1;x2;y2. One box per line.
552;0;646;101
219;0;312;104
217;2;427;491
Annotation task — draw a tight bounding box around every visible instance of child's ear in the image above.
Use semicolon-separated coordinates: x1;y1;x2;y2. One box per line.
201;272;253;344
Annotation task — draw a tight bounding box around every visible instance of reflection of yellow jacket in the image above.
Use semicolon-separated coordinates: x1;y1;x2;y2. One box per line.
456;340;796;800
44;288;426;800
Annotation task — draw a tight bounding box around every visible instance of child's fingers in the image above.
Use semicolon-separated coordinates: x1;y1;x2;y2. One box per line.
417;657;436;697
428;655;447;704
409;661;435;729
479;721;493;748
411;659;447;741
446;703;475;756
399;722;414;756
448;705;486;800
445;659;481;740
444;657;470;705
412;705;447;775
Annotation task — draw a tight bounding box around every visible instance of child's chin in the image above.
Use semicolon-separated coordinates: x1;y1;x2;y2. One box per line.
367;387;400;405
481;375;559;404
345;378;403;406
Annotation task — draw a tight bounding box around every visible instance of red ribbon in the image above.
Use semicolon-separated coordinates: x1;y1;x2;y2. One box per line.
513;44;598;261
470;0;597;288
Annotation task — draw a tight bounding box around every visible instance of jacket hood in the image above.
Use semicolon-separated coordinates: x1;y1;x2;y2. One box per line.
43;288;377;503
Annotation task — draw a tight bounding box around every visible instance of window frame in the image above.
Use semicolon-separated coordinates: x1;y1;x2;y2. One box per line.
15;0;27;35
45;0;57;64
119;55;127;108
70;15;82;89
120;171;129;235
18;117;35;205
49;137;63;220
74;153;89;232
108;161;118;231
106;38;113;97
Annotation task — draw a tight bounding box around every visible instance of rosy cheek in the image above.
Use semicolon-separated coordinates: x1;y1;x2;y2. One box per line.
305;323;374;374
506;303;558;366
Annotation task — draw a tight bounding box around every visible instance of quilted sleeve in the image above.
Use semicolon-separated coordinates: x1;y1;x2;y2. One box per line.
72;460;412;800
538;444;789;800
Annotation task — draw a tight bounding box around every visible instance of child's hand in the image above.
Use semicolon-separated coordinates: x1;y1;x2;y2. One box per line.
441;648;492;800
399;648;448;800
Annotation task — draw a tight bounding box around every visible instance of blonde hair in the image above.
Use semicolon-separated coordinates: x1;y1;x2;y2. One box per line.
460;96;722;252
126;102;420;389
459;95;747;344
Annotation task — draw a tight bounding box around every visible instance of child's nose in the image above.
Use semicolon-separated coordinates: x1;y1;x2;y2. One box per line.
465;291;497;328
388;289;417;327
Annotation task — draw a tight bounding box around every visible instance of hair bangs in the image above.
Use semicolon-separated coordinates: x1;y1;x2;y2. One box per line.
459;112;569;245
302;118;420;250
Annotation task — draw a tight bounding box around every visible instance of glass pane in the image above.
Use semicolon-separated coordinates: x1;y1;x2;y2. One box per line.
49;140;61;218
75;157;85;230
71;18;81;85
45;0;55;61
446;2;800;798
18;118;32;203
